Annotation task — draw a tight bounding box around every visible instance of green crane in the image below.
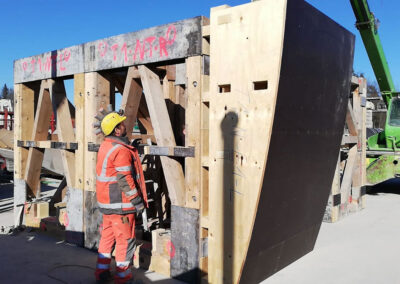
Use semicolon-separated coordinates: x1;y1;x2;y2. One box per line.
350;0;400;184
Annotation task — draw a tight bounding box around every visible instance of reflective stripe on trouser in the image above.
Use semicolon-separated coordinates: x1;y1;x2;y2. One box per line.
115;266;133;283
95;254;112;280
98;214;136;265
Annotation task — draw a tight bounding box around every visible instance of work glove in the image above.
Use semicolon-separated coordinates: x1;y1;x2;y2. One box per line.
131;196;144;215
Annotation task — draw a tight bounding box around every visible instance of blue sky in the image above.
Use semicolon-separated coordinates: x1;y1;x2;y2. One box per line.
1;0;399;104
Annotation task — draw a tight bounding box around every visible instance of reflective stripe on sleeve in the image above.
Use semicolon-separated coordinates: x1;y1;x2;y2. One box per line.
124;188;138;197
97;202;133;209
116;166;132;172
96;175;117;182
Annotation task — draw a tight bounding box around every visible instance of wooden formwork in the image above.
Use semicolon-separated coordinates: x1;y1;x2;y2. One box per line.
324;76;367;223
13;1;355;283
14;16;210;281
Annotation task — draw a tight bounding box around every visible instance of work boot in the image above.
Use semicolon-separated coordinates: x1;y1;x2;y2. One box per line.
96;270;112;283
114;266;133;284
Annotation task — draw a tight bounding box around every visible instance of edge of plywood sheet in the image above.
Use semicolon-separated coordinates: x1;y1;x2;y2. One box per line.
208;1;287;283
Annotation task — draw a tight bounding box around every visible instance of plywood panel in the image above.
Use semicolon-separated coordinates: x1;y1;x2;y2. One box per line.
241;0;354;282
208;1;287;283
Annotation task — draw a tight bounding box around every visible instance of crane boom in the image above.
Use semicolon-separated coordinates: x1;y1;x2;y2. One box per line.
350;0;396;106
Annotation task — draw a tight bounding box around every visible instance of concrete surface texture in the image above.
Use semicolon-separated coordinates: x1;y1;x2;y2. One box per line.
1;181;400;283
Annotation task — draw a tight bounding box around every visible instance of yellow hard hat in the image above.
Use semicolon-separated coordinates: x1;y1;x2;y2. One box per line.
101;112;126;136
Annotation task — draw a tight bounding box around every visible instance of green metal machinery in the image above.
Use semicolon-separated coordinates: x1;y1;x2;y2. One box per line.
350;0;400;184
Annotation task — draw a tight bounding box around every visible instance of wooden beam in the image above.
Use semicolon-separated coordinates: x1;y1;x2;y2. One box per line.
340;145;357;203
346;101;358;136
121;67;143;140
83;72;110;249
84;72;110;191
185;56;202;209
138;65;185;206
17;140;77;149
74;74;85;190
24;80;53;197
14;83;35;226
50;79;76;188
137;99;154;135
14;84;35;180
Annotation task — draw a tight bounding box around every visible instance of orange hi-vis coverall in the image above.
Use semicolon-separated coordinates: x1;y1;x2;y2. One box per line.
95;136;147;283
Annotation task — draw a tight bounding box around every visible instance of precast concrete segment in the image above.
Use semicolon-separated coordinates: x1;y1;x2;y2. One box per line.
65;187;84;246
13;178;26;226
14;17;203;84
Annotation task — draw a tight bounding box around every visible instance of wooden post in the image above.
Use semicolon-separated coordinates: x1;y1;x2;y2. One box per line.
139;65;185;207
49;80;76;187
13;83;35;226
24;80;52;197
185;56;202;209
121;67;143;140
83;72;110;248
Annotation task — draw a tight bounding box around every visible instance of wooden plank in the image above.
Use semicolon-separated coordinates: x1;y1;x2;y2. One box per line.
83;72;110;249
84;72;110;192
74;74;85;190
13;83;35;225
346;101;358;136
138;99;154;135
185;56;202;209
17;140;78;149
120;67;143;140
24;80;53;197
50;79;76;188
208;2;286;282
138;65;185;206
340;145;357;204
15;17;203;83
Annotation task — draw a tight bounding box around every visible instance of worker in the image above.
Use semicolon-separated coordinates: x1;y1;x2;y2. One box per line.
94;110;147;284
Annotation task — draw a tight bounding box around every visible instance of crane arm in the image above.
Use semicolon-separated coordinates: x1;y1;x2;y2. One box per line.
350;0;396;106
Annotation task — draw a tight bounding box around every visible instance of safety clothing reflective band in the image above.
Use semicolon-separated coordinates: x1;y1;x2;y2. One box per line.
116;261;131;268
98;253;111;259
124;188;138;197
96;263;110;269
98;202;133;209
96;175;117;182
98;144;121;179
116;270;131;278
116;166;132;172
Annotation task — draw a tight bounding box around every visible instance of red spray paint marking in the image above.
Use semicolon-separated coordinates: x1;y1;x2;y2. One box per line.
165;240;176;258
97;24;177;63
64;212;69;227
21;24;177;75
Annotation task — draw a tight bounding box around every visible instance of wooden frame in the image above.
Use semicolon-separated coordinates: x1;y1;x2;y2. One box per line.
324;76;367;223
13;2;356;283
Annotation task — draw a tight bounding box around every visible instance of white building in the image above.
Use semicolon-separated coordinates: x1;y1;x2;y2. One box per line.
0;99;13;130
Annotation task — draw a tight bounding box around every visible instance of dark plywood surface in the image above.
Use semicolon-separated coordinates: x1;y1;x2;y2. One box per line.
240;0;355;282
